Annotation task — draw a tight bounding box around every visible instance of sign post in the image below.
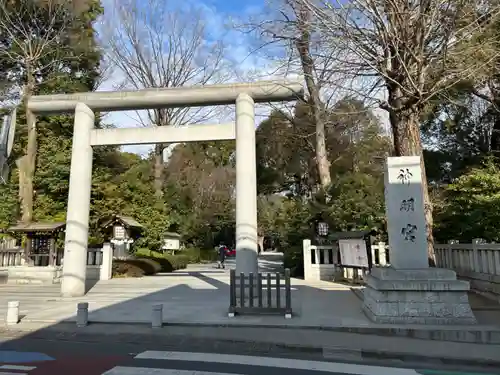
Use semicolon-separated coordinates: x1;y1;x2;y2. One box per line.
338;238;370;270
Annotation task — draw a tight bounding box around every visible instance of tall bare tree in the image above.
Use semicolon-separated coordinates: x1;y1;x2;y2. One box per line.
102;0;227;197
0;0;88;223
299;0;500;263
245;0;337;191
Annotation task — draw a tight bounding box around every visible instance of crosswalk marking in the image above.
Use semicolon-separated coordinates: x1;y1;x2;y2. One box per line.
134;351;420;375
0;365;36;371
103;368;240;375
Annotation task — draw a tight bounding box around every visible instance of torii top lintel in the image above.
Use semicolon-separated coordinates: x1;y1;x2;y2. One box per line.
27;80;304;114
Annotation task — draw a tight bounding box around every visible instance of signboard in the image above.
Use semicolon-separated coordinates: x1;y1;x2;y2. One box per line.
338;239;369;268
113;225;126;239
163;238;180;250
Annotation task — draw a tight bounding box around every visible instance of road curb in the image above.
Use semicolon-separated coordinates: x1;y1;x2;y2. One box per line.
9;319;500;345
153;322;500;345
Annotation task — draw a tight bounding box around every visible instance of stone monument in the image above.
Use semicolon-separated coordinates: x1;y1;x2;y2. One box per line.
362;156;476;324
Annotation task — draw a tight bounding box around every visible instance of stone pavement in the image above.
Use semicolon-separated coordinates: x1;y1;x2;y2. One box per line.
0;262;368;327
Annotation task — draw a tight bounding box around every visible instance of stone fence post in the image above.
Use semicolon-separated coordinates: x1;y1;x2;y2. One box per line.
100;242;113;281
303;239;312;280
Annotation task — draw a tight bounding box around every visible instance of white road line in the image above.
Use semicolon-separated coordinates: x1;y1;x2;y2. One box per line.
134;351;419;375
103;368;239;375
0;372;28;375
0;365;36;371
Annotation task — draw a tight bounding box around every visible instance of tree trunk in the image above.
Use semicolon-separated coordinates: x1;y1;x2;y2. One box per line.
18;75;37;224
295;4;331;191
314;110;331;190
490;100;500;154
153;143;164;198
389;106;436;266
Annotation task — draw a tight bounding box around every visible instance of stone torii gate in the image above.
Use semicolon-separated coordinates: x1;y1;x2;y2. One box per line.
27;81;304;297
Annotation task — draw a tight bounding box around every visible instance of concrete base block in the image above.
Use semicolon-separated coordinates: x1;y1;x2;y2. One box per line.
362;267;477;325
3;266;60;284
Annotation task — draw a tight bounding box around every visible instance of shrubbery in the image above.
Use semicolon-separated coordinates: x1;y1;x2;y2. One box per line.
112;250;190;278
182;247;218;263
112;260;148;278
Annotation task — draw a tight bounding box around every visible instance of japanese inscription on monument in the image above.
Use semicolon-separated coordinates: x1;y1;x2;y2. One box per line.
384;156;428;269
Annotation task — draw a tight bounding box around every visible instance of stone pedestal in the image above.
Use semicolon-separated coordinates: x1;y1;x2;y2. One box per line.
362;267;477;324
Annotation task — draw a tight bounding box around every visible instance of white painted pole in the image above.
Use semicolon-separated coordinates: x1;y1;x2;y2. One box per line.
6;301;19;325
100;243;113;281
152;304;163;328
61;103;94;297
235;93;258;276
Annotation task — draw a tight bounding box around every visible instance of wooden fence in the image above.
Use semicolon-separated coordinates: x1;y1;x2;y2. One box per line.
228;269;292;318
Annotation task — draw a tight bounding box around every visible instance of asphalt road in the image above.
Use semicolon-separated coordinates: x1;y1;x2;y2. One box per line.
0;333;498;375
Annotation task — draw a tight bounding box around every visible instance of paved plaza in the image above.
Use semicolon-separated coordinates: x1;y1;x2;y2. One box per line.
0;254;499;338
0;259;367;327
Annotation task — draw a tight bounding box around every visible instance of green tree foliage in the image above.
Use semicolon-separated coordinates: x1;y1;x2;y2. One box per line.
0;0;104;226
164;141;236;247
434;159;500;243
256;98;391;274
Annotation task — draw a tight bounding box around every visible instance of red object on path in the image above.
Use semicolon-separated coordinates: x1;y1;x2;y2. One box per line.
225;246;236;257
27;355;130;375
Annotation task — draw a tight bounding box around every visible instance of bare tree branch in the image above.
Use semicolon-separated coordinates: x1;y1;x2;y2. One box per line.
101;0;229;128
101;0;232;196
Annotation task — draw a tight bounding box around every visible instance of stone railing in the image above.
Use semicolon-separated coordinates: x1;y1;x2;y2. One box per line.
434;239;500;300
303;239;389;283
303;238;500;299
0;238;22;267
0;247;23;267
1;243;113;284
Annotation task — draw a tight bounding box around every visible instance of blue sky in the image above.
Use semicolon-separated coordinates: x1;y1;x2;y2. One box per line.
202;0;264;14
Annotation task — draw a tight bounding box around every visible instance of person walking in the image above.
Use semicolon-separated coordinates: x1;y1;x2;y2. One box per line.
217;243;226;269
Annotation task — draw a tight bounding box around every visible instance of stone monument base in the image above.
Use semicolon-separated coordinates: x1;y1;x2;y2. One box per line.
362;267;477;325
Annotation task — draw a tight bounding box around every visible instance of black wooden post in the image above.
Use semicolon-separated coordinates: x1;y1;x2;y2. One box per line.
229;269;236;313
249;273;254;307
266;273;272;307
239;272;245;308
257;273;263;307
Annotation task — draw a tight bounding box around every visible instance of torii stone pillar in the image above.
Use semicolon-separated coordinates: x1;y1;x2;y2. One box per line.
235;93;258;276
61;103;94;297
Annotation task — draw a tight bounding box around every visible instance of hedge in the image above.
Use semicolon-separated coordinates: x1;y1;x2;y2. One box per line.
112;253;188;278
112;260;148;278
182;247;218;263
